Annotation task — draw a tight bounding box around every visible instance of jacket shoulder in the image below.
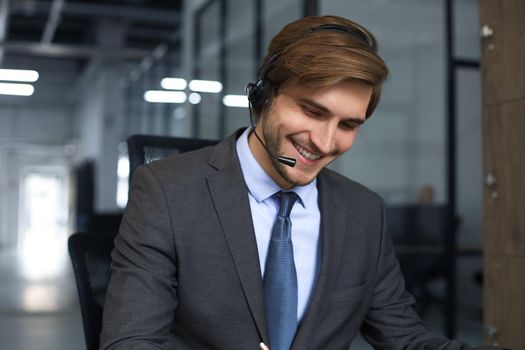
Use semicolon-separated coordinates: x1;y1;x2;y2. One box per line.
320;168;383;206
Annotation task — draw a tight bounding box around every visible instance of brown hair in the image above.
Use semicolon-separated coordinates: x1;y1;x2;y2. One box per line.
258;15;388;118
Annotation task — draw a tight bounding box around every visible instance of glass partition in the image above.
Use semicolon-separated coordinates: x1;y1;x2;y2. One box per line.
194;0;223;139
321;0;447;205
223;0;256;136
262;0;303;51
454;0;480;60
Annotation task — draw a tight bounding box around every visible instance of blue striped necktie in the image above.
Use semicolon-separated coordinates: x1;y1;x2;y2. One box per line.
264;191;299;350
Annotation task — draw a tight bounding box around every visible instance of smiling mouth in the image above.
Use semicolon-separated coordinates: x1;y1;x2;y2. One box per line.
292;141;321;161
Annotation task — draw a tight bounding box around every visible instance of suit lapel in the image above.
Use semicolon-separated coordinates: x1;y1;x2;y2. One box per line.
206;132;269;343
292;171;349;348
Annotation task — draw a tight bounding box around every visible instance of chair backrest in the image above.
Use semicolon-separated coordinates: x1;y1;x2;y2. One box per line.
68;231;118;350
386;204;449;246
127;134;218;183
385;204;451;305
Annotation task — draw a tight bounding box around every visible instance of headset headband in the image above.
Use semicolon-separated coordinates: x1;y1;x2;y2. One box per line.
247;22;374;109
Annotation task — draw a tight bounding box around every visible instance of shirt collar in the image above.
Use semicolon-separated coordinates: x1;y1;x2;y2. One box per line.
235;127;317;208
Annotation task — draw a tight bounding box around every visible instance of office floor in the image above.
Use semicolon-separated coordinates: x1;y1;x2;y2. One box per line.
0;245;483;350
0;246;84;350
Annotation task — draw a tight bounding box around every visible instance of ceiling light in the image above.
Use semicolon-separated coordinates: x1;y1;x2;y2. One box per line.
189;79;223;93
161;78;187;90
144;90;187;103
0;69;39;83
0;83;35;96
223;94;249;108
188;93;202;105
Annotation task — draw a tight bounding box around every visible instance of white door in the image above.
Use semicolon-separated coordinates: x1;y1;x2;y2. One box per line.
18;166;69;280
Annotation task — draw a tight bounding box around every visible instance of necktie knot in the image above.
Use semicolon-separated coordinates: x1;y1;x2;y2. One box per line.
275;191;298;218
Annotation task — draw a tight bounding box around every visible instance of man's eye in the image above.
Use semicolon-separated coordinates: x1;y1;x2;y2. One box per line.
340;122;358;131
301;105;321;117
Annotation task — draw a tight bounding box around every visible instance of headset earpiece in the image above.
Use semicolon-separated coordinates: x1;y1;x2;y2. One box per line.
247;78;272;110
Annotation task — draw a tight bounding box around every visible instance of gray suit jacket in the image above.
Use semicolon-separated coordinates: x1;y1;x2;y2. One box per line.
100;130;472;349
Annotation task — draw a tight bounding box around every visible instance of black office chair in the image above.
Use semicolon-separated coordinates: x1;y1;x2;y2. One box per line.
68;230;118;350
386;205;451;315
69;134;219;350
126;134;218;183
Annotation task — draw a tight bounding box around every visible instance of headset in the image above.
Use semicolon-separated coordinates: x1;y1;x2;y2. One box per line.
245;23;375;168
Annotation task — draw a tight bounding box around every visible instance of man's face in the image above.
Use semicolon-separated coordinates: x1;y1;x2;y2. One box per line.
249;79;373;189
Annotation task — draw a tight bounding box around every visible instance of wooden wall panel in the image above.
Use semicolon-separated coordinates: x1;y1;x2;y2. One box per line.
479;0;525;105
481;0;525;347
484;256;525;349
483;102;525;256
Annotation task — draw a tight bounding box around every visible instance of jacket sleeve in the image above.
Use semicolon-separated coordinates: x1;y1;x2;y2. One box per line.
360;200;474;350
100;165;177;349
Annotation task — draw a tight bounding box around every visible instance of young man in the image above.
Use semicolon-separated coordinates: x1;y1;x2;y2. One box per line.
100;16;499;350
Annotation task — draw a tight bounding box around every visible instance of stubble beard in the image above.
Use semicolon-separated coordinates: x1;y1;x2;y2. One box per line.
261;117;315;188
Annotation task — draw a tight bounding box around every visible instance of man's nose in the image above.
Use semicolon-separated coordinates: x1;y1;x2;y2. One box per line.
311;121;338;154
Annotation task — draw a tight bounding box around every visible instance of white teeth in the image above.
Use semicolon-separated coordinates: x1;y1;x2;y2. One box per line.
293;141;321;161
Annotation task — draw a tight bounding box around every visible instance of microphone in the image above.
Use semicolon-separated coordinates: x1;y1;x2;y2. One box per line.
252;128;296;168
247;102;296;168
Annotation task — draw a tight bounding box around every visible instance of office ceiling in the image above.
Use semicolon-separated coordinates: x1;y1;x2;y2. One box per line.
1;0;183;63
0;0;183;104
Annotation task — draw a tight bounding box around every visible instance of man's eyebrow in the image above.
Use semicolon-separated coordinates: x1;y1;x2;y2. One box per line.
299;98;366;125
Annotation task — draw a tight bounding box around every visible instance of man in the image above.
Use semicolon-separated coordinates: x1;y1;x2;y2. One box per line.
100;16;500;350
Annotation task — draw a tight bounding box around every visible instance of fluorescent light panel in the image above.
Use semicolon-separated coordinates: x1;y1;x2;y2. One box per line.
0;82;35;96
0;69;39;83
144;90;187;103
223;94;249;108
161;78;187;90
189;79;223;93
